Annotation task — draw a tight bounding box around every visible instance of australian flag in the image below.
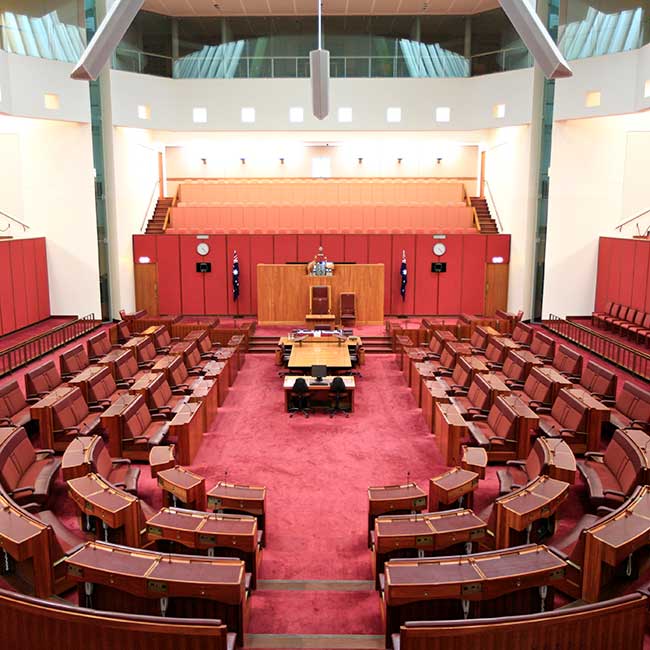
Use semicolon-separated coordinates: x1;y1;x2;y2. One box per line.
232;250;240;301
400;250;407;302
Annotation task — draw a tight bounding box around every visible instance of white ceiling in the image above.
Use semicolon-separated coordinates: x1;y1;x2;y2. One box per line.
142;0;501;17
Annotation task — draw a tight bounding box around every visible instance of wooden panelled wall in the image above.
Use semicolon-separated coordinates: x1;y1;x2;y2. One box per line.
594;237;650;313
0;238;50;336
132;233;510;317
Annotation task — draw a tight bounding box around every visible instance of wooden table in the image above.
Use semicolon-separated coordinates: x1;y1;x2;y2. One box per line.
61;435;98;481
382;544;566;645
537;437;576;484
68;365;109;402
157;466;206;510
30;385;78;451
421;380;451;434
493;475;570;548
100;393;141;460
288;343;351;370
66;473;143;547
412;363;439;407
565;387;611;453
208;482;267;547
65;541;247;646
283;375;355;412
434;402;469;466
372;509;487;588
146;508;260;588
169;402;204;465
212;348;238;385
367;483;427;547
461;446;488;479
429;467;479;512
149;444;176;479
188;377;219;430
499;394;540;461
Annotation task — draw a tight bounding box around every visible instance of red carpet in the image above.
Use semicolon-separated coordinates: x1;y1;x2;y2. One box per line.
0;317;74;352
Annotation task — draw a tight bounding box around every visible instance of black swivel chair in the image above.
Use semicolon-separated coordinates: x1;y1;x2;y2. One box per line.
348;343;363;378
328;376;349;418
278;345;301;378
289;378;311;418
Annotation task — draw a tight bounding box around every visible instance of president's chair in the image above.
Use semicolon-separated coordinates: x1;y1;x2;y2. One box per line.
306;285;335;327
340;292;356;326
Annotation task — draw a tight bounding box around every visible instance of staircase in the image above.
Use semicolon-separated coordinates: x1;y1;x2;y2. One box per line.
145;197;173;234
470;196;499;234
249;335;393;354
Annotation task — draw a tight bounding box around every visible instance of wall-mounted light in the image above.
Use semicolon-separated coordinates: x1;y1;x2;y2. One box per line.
280;157;285;165
358;157;363;164
240;157;246;165
436;157;443;165
397;158;402;164
138;256;151;264
200;157;207;165
491;256;504;264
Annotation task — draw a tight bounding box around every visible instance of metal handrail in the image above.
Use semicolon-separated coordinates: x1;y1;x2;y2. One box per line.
140;180;160;233
615;207;650;234
0;209;30;232
483;179;504;233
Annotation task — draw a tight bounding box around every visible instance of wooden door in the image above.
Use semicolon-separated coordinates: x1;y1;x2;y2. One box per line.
134;263;159;315
484;263;509;315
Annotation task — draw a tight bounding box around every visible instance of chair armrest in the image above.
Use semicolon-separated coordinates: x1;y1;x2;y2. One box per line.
153;405;173;412
628;420;650;430
471;413;488;421
560;428;587;438
0;417;13;425
61;373;76;381
10;486;35;496
505;380;524;390
123;435;147;443
584;452;604;461
91;399;112;409
603;489;626;498
596;506;615;516
535;406;552;414
62;426;81;434
449;387;469;397
137;361;155;370
470;346;486;354
506;460;526;467
151;413;168;422
25;397;40;405
116;379;135;388
35;449;56;459
466;406;487;414
113;481;126;489
527;400;547;409
112;458;131;466
22;502;42;513
88;404;105;413
486;362;503;370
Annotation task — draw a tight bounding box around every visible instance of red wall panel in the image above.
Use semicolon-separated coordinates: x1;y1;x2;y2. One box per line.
320;235;345;263
0;242;13;335
605;239;622;304
226;235;252;314
344;235;369;263
437;235;463;315
9;242;28;330
631;241;649;311
22;239;39;325
594;238;612;313
297;234;321;262
133;235;158;263
33;238;50;320
203;235;228;315
179;237;206;314
273;235;297;263
617;239;637;307
368;235;393;314
391;235;415;314
156;236;181;315
461;235;487;315
250;235;274;313
414;235;438;315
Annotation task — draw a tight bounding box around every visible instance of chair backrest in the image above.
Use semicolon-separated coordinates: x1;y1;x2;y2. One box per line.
501;351;526;383
331;376;346;393
51;389;89;431
486;398;518;438
123;397;151;438
550;390;589;431
429;329;456;355
616;382;650;424
511;321;533;346
523;367;554;406
186;345;202;368
293;377;309;394
552;344;583;377
484;338;509;364
152;327;171;350
150;375;173;409
467;375;491;411
470;326;490;350
610;303;622;318
115;353;138;382
603;430;646;495
91;439;113;478
0;381;27;419
450;356;473;388
59;345;90;377
632;311;646;327
116;321;131;342
643;313;650;329
439;343;460;369
25;361;63;399
525;439;546;478
580;361;617;400
340;293;355;316
138;339;158;364
86;367;117;404
310;286;330;315
530;331;555;359
168;357;189;387
87;331;112;359
0;427;36;491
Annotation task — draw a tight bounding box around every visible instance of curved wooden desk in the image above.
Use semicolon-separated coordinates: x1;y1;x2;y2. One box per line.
157;466;206;510
368;484;427;548
65;541;247;646
536;437;576;484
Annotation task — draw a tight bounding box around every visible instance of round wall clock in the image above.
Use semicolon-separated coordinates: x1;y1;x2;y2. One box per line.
433;242;447;256
197;242;210;256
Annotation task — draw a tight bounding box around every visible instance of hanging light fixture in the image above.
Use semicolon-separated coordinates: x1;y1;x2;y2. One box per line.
310;0;330;120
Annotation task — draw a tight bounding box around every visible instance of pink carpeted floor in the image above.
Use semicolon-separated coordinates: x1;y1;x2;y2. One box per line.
0;317;75;352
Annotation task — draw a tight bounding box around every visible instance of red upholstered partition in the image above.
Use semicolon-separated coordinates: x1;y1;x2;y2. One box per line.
344;235;369;263
594;237;650;313
273;235;297;263
414;235;439;315
0;238;50;336
297;234;321;262
156;236;182;315
203;235;228;314
368;234;393;314
461;235;488;315
321;235;345;262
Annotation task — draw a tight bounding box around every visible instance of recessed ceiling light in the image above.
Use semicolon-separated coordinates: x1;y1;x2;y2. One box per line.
644;80;650;98
493;104;506;119
289;107;304;123
137;104;151;120
435;107;451;122
241;107;256;123
44;93;60;110
193;107;207;123
386;107;402;123
338;107;352;123
585;91;601;108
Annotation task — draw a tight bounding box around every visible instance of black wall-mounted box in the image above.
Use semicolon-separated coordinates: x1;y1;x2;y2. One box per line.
431;262;447;273
196;262;212;273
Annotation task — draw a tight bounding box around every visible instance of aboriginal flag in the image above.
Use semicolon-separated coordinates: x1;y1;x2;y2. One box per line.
232;250;240;301
400;250;407;302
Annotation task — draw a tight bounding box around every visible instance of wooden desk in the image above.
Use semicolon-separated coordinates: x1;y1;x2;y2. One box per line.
537;437;576;484
429;468;479;512
146;508;260;588
305;313;337;328
0;489;54;597
66;473;143;547
169;402;204;465
623;429;650;484
493;475;569;549
61;435;98;481
188;377;219;430
421;380;451;434
461;446;488;479
149;444;176;479
208;483;267;547
68;365;108;402
508;350;545;379
434;402;469;467
212;348;238;386
100;393;141;460
30;386;78;450
367;484;427;547
499;394;539;461
97;349;134;379
436;356;490;394
479;373;512;405
121;336;151;363
288;343;351;370
383;544;566;644
566;387;611;453
157;466;206;510
149;354;181;383
532;366;573;403
283;375;355;412
128;372;182;413
412;363;439;407
372;509;486;587
66;541;247;647
279;335;363;347
582;485;650;602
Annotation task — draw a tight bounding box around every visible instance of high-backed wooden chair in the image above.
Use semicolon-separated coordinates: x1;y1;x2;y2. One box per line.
306;285;335;326
340;292;356;326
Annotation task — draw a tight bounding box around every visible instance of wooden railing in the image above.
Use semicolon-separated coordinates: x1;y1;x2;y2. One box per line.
542;314;650;380
0;314;100;377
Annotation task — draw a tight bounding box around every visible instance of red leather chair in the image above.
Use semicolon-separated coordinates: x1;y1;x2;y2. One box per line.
536;389;590;446
113;353;148;387
510;321;534;347
86;330;119;362
601;303;624;329
91;438;140;494
517;367;560;410
85;366;126;408
25;361;64;401
340;292;356;326
0;427;60;507
149;325;178;354
577;429;646;509
609;306;635;334
467;397;520;454
186;330;222;360
620;310;648;341
592;301;616;328
497;438;547;495
50;388;102;443
579;360;617;404
436;356;487;395
0;381;34;431
552;344;583;381
166;355;205;393
529;331;555;363
609;382;650;433
59;345;92;380
121;396;169;454
449;374;505;420
147;373;188;419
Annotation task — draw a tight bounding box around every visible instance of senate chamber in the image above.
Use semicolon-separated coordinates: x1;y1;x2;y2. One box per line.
0;1;649;648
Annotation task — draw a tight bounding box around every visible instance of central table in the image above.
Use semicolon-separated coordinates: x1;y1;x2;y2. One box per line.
283;375;355;412
288;343;351;370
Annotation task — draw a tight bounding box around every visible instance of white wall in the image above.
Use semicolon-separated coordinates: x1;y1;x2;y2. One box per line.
543;110;650;318
0;115;100;316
